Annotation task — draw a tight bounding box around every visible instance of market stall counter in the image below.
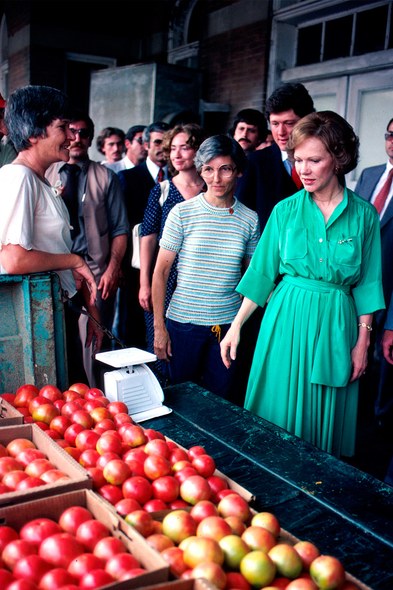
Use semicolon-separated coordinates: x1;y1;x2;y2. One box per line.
142;382;393;590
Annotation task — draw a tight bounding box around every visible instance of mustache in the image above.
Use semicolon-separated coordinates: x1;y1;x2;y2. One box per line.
239;138;251;144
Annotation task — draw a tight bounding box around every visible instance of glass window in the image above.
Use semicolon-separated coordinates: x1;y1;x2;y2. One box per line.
324;16;353;60
354;6;388;54
297;23;322;65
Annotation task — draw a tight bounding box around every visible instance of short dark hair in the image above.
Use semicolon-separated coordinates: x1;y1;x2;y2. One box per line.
142;121;170;144
5;85;70;152
96;126;125;154
68;108;95;139
265;83;315;121
229;108;268;142
387;118;393;130
125;125;146;142
286;110;359;177
194;134;248;174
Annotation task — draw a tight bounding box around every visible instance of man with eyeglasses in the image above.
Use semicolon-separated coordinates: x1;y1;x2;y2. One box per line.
46;109;129;387
114;121;170;349
107;125;147;173
355;118;393;434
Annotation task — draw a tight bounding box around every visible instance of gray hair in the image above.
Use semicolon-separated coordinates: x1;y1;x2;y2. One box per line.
194;135;248;174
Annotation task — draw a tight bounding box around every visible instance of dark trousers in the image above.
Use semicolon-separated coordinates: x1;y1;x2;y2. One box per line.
166;318;237;399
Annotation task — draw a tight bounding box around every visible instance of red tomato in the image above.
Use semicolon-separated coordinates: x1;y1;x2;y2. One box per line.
49;415;72;436
117;423;147;447
103;459;131;485
0;525;19;553
63;422;84;446
20;518;62;547
39;469;69;483
0;456;24;478
15;476;45;490
122;475;152;504
39;567;77;590
68;382;90;396
105;552;141;580
24;458;54;478
79;569;114;588
85;466;106;490
188;445;207;460
31;403;59;425
70;409;94;430
84;387;105;400
114;497;142;516
74;429;100;451
96;432;123;456
97;483;124;505
2;539;37;570
93;536;127;560
13;554;51;585
151;475;180;503
58;506;93;535
39;533;85;568
76;519;111;551
39;384;63;402
144;454;172;480
68;552;105;579
192;453;216;478
78;449;100;468
106;400;128;416
6;438;36;458
2;470;29;489
14;384;39;408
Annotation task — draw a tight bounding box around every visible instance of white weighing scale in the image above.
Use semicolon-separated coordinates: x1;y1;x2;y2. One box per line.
95;347;172;423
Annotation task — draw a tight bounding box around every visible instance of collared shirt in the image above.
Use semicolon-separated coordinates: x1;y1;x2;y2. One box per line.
146;157;168;182
371;161;393;218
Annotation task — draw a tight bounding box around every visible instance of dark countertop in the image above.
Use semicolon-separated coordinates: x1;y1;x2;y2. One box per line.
143;382;393;590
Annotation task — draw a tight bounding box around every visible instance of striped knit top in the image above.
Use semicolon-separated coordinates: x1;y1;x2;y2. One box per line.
159;193;260;325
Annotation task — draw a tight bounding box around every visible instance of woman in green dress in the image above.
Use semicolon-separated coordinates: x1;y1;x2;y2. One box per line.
220;111;385;458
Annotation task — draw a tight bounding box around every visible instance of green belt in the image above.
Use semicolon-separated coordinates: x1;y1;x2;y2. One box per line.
283;275;351;295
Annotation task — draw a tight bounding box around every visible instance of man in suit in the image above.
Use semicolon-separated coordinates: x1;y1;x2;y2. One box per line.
46;110;129;387
236;82;315;230
355;118;393;430
115;121;170;348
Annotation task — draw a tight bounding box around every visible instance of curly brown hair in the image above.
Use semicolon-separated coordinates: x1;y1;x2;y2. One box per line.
286;111;359;177
162;123;206;176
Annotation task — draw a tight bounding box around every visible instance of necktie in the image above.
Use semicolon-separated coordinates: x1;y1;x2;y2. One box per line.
62;164;81;239
373;168;393;215
157;167;164;182
291;164;303;190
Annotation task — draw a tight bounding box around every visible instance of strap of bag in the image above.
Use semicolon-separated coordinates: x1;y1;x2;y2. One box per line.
158;179;170;206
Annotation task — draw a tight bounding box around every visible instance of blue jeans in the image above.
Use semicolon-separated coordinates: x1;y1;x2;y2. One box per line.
166;318;237;398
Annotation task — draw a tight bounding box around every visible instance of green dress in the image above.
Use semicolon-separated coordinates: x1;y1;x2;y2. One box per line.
238;188;385;457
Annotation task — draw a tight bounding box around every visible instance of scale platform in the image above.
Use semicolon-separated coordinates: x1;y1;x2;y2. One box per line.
95;347;172;423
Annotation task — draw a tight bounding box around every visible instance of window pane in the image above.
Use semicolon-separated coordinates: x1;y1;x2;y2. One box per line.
324;16;352;60
354;6;388;55
297;24;322;66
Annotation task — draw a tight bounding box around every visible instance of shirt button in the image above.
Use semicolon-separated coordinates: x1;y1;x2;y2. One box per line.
319;238;323;243
319;258;323;262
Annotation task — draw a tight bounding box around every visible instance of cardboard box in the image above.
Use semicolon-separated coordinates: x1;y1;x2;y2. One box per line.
0;423;92;505
0;397;24;426
141;579;217;590
0;488;169;590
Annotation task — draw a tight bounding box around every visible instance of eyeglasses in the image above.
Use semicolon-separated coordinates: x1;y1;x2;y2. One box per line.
152;139;163;146
201;165;237;178
69;127;90;139
385;132;393;141
133;137;144;145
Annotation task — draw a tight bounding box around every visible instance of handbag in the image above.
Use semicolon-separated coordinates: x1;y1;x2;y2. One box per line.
131;179;170;269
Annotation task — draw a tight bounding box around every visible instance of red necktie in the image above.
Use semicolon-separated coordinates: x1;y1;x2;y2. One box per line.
291;164;302;190
373;168;393;214
157;167;164;182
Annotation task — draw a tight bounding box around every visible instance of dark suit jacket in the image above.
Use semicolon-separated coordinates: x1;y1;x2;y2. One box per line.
118;161;156;229
236;142;298;230
355;164;393;312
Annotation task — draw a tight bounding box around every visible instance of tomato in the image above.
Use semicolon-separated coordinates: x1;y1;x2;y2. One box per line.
31;403;59;425
0;525;19;553
96;432;123;456
20;518;62;547
151;475;180;503
39;567;77;590
93;536;127;560
2;470;29;489
6;438;36;458
14;384;39;408
49;415;72;437
144;454;172;480
85;466;106;489
2;539;38;570
103;459;131;485
114;497;142;516
117;423;147;447
0;456;24;478
39;384;63;402
76;519;111;551
124;509;155;537
16;448;46;467
68;382;90;396
218;492;251;522
74;429;100;451
79;569;114;588
68;552;105;579
70;409;94;430
180;474;212;504
61;401;84;419
39;533;85;568
78;449;100;468
58;506;93;535
63;422;84;446
16;476;45;490
122;475;152;504
84;387;105;400
97;483;124;505
105;552;141;580
192;453;216;478
13;554;51;585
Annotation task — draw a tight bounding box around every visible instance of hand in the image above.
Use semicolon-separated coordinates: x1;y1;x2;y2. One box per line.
349;341;368;382
72;257;97;306
139;284;152;312
382;329;393;365
85;316;104;355
97;267;119;300
220;325;240;369
154;325;172;361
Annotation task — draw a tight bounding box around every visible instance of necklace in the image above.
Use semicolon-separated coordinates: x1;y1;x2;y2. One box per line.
313;188;343;204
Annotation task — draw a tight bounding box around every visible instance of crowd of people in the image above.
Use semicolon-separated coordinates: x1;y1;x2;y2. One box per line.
0;82;392;484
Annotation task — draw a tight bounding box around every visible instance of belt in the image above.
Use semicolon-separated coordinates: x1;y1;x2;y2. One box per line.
283;275;351;295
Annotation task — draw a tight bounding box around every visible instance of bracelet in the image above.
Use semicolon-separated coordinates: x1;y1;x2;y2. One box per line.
358;322;372;332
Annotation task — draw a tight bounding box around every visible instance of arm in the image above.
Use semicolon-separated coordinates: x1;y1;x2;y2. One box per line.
139;233;159;312
0;244;97;305
382;294;393;365
97;234;128;300
151;247;177;361
350;314;373;382
220;296;259;368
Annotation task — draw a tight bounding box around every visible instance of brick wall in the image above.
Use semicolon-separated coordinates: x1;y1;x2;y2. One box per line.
200;18;270;133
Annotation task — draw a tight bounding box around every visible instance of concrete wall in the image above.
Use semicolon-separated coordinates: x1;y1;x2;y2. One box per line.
89;62;201;161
